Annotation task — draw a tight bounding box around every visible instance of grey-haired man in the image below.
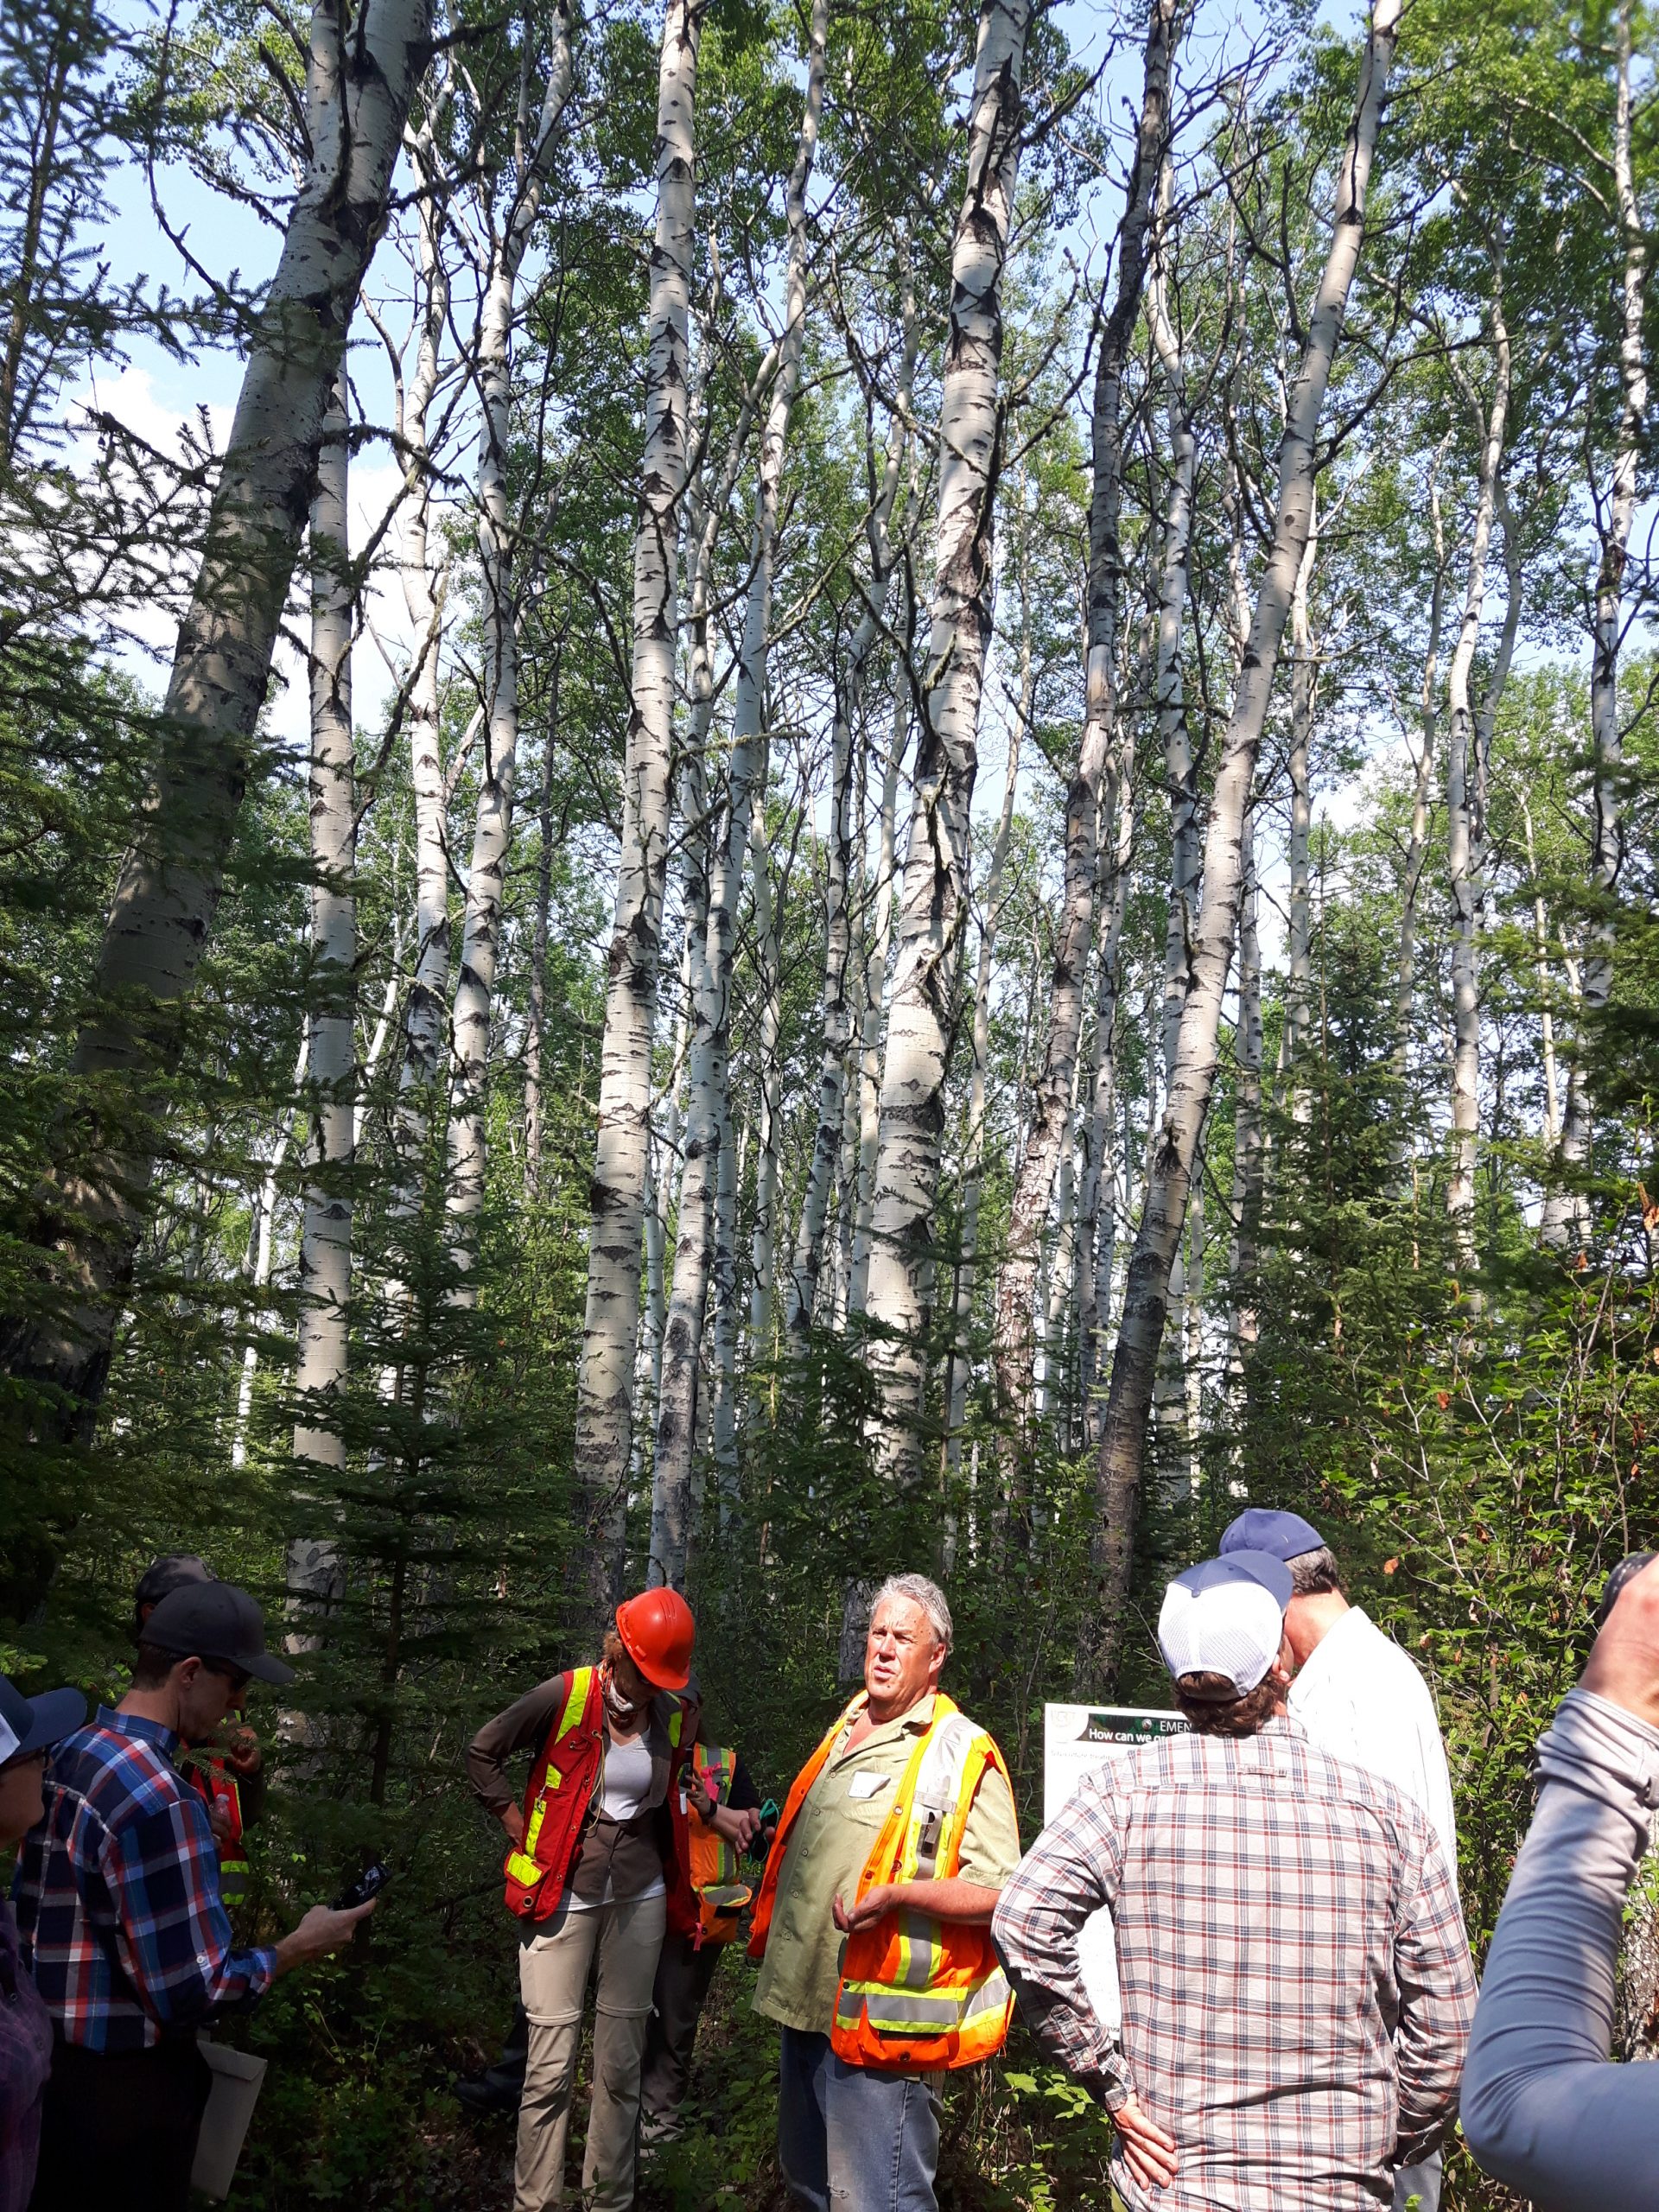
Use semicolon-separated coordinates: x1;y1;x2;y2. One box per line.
994;1552;1475;2212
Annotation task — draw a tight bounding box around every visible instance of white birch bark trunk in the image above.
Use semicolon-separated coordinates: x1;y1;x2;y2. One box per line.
524;648;562;1204
1227;803;1263;1369
785;257;917;1344
288;374;355;1617
388;102;454;1154
445;15;575;1289
1392;432;1452;1155
1277;520;1318;1120
861;0;1033;1484
944;647;1027;1459
1077;724;1136;1447
0;0;433;1416
988;0;1182;1459
849;664;913;1313
741;785;784;1418
1547;0;1648;1251
575;0;701;1621
232;1036;309;1471
650;3;824;1585
1089;0;1402;1689
1445;274;1512;1274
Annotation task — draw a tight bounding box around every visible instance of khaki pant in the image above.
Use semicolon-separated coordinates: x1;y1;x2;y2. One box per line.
514;1890;666;2211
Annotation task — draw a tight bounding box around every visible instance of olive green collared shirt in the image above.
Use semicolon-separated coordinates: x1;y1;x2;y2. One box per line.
752;1691;1021;2035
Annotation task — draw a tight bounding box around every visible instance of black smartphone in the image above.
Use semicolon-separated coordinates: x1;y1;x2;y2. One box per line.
332;1861;391;1911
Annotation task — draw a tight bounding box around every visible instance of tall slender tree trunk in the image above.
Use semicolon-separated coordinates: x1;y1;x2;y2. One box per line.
1088;0;1402;1691
861;0;1033;1484
288;373;356;1618
1392;432;1452;1156
1227;804;1262;1369
575;0;702;1621
0;0;434;1421
446;16;575;1288
944;644;1027;1461
1276;512;1318;1119
989;0;1183;1466
1445;272;1511;1274
849;667;913;1313
741;785;785;1423
1077;721;1136;1448
650;3;824;1586
1547;0;1648;1252
786;266;918;1344
524;649;562;1204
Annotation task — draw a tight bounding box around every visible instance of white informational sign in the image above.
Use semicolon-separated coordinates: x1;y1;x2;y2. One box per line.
1040;1705;1190;2037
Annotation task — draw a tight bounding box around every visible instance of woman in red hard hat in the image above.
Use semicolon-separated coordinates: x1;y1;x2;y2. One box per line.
464;1588;696;2212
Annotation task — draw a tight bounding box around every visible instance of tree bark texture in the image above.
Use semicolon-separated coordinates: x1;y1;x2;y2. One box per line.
1088;0;1403;1692
0;0;434;1423
575;0;702;1624
989;0;1183;1470
1546;0;1648;1252
649;0;824;1586
445;10;575;1287
861;0;1033;1486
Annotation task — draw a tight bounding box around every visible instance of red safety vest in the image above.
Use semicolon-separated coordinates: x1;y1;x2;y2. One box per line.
501;1667;606;1922
665;1733;752;1948
749;1691;1014;2074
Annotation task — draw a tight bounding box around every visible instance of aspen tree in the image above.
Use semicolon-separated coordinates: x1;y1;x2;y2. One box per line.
1090;0;1403;1688
575;0;702;1618
1444;256;1511;1274
861;0;1033;1484
650;0;825;1585
288;373;355;1618
785;265;918;1345
0;0;434;1421
445;6;575;1289
1546;0;1649;1249
990;0;1183;1464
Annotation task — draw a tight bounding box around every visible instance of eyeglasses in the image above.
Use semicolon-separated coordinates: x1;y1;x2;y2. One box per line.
202;1662;251;1698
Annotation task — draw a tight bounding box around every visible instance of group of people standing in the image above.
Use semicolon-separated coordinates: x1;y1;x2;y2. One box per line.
467;1516;1659;2212
4;1522;1659;2211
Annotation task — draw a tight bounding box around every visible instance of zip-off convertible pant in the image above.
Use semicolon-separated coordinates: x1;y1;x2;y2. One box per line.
513;1890;666;2212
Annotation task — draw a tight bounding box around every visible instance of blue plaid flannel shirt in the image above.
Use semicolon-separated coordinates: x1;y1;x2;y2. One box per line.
12;1707;277;2053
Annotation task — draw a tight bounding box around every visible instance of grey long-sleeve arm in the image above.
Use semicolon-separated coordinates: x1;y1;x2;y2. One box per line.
1462;1688;1659;2210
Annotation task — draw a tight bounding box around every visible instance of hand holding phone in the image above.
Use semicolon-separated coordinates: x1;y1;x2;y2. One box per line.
332;1861;391;1912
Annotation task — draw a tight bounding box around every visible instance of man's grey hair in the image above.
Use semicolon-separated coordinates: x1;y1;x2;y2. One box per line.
1288;1545;1344;1599
870;1573;953;1652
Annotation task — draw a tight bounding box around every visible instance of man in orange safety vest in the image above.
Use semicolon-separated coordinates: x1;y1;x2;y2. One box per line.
749;1573;1020;2212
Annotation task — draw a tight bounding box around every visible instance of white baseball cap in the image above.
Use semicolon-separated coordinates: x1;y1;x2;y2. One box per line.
1157;1551;1293;1697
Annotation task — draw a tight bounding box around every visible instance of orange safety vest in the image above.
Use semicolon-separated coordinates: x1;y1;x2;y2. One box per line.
502;1667;606;1922
666;1726;752;1948
749;1691;1014;2074
191;1760;249;1900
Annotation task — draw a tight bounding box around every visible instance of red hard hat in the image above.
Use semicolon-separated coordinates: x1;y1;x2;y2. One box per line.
615;1587;696;1691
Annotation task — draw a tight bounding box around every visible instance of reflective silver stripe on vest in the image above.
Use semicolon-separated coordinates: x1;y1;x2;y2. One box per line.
835;1967;1013;2037
906;1713;979;1880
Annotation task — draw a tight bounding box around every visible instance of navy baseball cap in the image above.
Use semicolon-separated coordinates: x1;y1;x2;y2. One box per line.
133;1553;213;1634
142;1581;296;1687
0;1673;86;1766
1220;1508;1325;1563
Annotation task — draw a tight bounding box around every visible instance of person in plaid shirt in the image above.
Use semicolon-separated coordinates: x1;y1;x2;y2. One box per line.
13;1580;372;2212
993;1552;1476;2211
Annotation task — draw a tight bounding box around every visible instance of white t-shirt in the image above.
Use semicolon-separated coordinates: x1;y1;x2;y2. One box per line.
1288;1604;1459;1891
563;1732;666;1913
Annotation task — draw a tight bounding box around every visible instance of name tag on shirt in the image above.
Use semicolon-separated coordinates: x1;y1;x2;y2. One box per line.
848;1773;889;1801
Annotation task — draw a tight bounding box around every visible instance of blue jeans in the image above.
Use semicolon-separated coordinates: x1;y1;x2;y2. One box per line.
776;2027;944;2212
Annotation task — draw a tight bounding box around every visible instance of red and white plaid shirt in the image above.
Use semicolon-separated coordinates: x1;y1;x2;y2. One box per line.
993;1715;1475;2211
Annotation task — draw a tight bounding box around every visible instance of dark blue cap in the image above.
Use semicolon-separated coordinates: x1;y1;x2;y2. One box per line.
0;1674;86;1765
1173;1549;1294;1608
1220;1508;1325;1564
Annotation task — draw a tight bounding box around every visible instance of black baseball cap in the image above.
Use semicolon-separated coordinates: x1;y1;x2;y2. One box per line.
141;1581;296;1687
0;1673;86;1766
